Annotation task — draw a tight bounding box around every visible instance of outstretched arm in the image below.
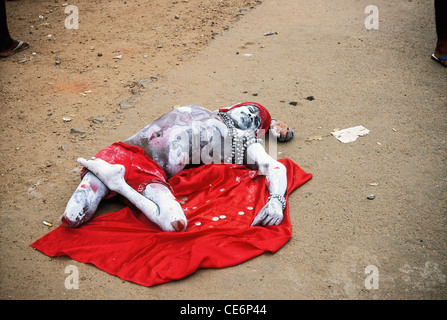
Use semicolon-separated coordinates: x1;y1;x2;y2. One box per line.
246;143;287;226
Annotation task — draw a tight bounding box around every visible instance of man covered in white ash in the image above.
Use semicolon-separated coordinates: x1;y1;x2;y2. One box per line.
61;102;294;232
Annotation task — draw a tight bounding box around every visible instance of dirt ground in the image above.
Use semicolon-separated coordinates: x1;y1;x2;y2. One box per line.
1;0;446;300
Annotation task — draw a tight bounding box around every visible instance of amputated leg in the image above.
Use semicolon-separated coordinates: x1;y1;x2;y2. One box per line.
77;157;186;232
61;171;109;227
142;183;187;232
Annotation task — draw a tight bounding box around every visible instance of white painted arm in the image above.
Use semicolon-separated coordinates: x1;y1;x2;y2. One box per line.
246;143;287;226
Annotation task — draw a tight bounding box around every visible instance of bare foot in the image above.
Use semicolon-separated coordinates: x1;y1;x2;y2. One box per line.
77;157;126;193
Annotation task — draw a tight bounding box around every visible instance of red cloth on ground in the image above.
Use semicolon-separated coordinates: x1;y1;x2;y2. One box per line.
30;158;312;287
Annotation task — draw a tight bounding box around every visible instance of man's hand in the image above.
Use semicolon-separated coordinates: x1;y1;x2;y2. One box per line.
270;120;294;142
251;197;284;226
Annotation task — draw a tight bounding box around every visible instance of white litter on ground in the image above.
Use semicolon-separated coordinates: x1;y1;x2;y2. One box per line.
331;126;370;143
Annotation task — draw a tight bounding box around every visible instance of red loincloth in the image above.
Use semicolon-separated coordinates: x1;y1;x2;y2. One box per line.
81;142;172;195
30;157;312;287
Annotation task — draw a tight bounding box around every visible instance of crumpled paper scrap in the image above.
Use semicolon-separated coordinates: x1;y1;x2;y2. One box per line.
331;126;370;143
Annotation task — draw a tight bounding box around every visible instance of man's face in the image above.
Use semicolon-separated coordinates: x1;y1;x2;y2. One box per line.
226;105;262;132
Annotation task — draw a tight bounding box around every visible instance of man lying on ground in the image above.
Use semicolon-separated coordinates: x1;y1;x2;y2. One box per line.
61;102;294;232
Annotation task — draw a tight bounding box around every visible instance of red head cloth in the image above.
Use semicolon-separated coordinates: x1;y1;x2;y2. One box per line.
219;102;272;137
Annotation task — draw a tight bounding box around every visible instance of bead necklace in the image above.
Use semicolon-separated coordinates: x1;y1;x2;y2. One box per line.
217;112;261;164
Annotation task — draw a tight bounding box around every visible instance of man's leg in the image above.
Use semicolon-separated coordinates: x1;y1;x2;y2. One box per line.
434;0;447;66
61;172;109;227
142;183;187;232
77;157;186;232
0;0;29;57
